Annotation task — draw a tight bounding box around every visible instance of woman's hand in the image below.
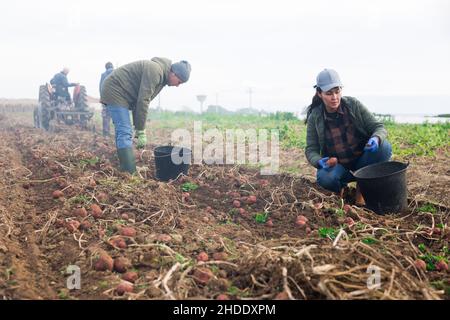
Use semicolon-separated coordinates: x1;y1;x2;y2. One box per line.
318;157;338;169
364;137;379;153
326;157;338;167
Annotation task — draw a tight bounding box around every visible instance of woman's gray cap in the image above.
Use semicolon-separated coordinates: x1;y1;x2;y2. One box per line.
171;60;191;83
314;68;342;92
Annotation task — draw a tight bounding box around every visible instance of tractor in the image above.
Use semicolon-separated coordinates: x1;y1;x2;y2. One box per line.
33;83;94;131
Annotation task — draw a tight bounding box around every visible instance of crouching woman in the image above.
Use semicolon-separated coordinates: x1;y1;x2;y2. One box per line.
304;69;392;205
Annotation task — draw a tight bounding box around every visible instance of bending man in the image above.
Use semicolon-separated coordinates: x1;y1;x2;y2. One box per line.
100;58;191;173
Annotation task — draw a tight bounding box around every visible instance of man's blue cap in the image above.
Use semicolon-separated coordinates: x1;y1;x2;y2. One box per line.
171;60;191;83
314;68;342;92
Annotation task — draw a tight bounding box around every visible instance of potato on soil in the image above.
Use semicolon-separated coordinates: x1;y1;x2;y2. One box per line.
274;291;289;300
295;219;307;227
414;259;427;271
343;204;352;213
246;195;257;204
52;190;64;199
230;192;240;199
90;204;103;218
66;220;80;233
238;208;246;215
212;252;228;261
110;237;127;249
115;281;134;295
435;260;448;272
344;217;355;228
193;268;214;285
216;294;230;300
431;228;442;236
114;257;131;273
122;271;138;283
197;251;209;262
96;192;108;202
181;192;190;201
266;219;273;227
259;179;269;187
232;200;241;208
120;227;136;237
55;177;67;188
295;215;308;227
55;218;65;227
73;207;87;218
156;234;172;243
79;220;92;231
94;252;114;271
98;228;106;238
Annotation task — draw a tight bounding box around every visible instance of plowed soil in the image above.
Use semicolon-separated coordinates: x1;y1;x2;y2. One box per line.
0;113;448;300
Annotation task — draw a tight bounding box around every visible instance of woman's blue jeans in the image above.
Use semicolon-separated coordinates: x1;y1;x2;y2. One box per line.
316;140;392;193
106;105;133;149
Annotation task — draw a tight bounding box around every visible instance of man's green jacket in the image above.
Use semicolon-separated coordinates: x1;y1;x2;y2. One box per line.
101;57;171;131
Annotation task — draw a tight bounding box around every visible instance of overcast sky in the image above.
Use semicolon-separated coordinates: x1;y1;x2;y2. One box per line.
1;0;449;113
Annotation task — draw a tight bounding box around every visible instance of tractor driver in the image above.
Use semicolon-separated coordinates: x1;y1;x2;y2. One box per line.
50;67;79;103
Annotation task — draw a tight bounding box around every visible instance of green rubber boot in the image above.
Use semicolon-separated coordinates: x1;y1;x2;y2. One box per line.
117;147;136;174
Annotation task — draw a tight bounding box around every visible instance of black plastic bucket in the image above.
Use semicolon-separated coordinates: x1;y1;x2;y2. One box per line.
353;161;409;215
154;145;191;181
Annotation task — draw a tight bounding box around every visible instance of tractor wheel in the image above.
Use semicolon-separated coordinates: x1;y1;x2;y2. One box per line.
74;85;89;110
38;85;51;130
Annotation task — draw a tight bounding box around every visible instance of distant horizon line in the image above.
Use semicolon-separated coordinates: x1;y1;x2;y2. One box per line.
2;93;450;100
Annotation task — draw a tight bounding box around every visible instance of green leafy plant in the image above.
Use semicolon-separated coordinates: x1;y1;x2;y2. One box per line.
335;208;345;217
175;253;187;264
318;227;339;239
227;285;249;297
181;182;198;192
362;237;378;245
386;122;450;157
417;243;448;271
57;289;70;300
227;286;240;296
4;268;14;280
210;265;220;274
443;246;449;255
79;157;99;167
418;203;437;214
254;212;269;224
419;253;448;271
68;194;90;205
418;243;427;253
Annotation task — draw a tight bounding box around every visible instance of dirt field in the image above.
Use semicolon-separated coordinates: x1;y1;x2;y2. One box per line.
0;112;448;300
